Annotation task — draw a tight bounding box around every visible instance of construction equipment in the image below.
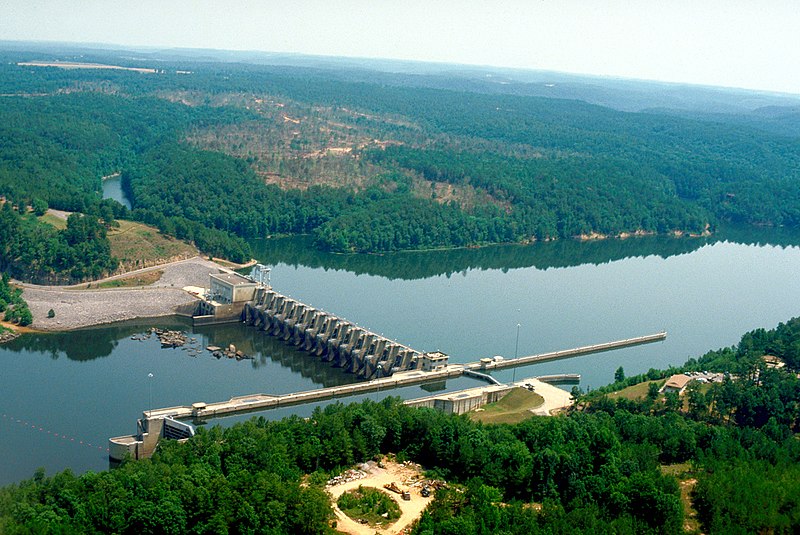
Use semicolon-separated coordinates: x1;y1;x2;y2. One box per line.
383;482;402;494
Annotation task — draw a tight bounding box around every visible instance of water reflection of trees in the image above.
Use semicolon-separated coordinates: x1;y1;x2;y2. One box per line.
250;235;709;280
250;226;800;281
3;318;190;361
7;225;800;364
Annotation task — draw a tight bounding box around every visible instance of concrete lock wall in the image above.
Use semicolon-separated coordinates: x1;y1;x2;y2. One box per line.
108;435;139;461
232;285;257;303
210;278;233;304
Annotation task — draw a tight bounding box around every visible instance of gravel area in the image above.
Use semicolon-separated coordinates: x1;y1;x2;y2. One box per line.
153;257;229;288
22;257;235;331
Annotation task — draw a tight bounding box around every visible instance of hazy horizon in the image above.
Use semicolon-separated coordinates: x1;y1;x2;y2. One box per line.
2;1;800;96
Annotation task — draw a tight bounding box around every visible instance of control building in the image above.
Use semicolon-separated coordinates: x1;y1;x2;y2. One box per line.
195;272;258;324
208;272;257;304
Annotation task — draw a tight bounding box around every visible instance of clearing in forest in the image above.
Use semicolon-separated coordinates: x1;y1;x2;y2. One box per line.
108;220;197;271
608;380;667;401
326;459;435;535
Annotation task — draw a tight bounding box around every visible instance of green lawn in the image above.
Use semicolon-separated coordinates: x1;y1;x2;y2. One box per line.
108;220;197;269
607;379;666;401
37;213;67;230
471;387;545;425
90;270;164;289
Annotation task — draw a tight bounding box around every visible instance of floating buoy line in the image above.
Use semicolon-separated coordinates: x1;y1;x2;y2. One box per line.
1;412;109;453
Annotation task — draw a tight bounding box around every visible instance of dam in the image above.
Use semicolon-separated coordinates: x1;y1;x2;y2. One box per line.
109;265;666;461
241;289;428;379
194;264;437;380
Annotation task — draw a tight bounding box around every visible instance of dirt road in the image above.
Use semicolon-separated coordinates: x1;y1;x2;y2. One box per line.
327;460;434;535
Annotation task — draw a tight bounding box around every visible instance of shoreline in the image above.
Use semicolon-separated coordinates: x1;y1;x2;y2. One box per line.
319;227;713;255
10;230;713;333
19;257;229;332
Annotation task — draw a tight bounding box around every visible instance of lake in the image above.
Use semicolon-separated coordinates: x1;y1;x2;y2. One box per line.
2;227;800;485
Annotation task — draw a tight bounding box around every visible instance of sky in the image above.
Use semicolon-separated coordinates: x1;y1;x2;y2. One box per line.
2;0;800;95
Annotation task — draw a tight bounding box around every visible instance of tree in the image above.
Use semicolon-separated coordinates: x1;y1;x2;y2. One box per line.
32;198;48;216
686;382;708;419
16;307;32;326
614;366;626;383
664;391;682;412
570;386;582;405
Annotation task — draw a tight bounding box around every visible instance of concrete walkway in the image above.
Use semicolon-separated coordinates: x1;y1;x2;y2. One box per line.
516;378;574;415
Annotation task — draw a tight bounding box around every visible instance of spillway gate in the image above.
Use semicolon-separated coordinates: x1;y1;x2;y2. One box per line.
243;288;431;379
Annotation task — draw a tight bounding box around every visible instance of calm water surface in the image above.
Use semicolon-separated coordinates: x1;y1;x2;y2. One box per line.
2;228;800;485
101;175;132;210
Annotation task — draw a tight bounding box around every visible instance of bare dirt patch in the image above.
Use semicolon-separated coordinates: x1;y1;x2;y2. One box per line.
410;175;510;212
327;459;435;535
18;61;156;73
661;464;701;532
303;147;353;159
44;208;72;221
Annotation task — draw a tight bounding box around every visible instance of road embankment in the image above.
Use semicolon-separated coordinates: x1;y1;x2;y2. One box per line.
21;257;229;331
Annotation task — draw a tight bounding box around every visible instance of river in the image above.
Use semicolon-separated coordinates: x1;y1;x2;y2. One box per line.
2;227;800;485
101;174;132;210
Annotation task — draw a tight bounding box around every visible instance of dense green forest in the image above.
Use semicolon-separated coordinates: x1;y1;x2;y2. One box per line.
0;271;31;326
1;318;799;533
2;47;800;269
0;202;118;283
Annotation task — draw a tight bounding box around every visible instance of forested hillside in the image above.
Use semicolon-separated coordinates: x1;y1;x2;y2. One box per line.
2;46;800;266
1;318;799;533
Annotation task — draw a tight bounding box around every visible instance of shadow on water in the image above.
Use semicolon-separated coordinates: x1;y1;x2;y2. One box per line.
193;322;360;388
6;319;358;388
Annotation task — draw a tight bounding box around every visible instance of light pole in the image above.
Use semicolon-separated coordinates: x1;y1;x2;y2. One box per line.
512;323;521;384
148;373;154;418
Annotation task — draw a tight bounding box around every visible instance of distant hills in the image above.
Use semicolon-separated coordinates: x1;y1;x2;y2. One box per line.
1;41;799;266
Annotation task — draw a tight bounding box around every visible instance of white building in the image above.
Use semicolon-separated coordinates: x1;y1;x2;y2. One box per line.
208;272;257;304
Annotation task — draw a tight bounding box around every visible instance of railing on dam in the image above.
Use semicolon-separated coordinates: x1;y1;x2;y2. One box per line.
140;332;666;422
468;332;667;371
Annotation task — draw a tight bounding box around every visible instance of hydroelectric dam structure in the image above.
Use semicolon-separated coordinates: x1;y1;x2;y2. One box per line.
109;264;667;461
242;288;427;380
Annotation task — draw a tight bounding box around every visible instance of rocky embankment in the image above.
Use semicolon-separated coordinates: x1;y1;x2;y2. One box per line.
0;330;21;344
129;328;252;360
21;257;228;331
